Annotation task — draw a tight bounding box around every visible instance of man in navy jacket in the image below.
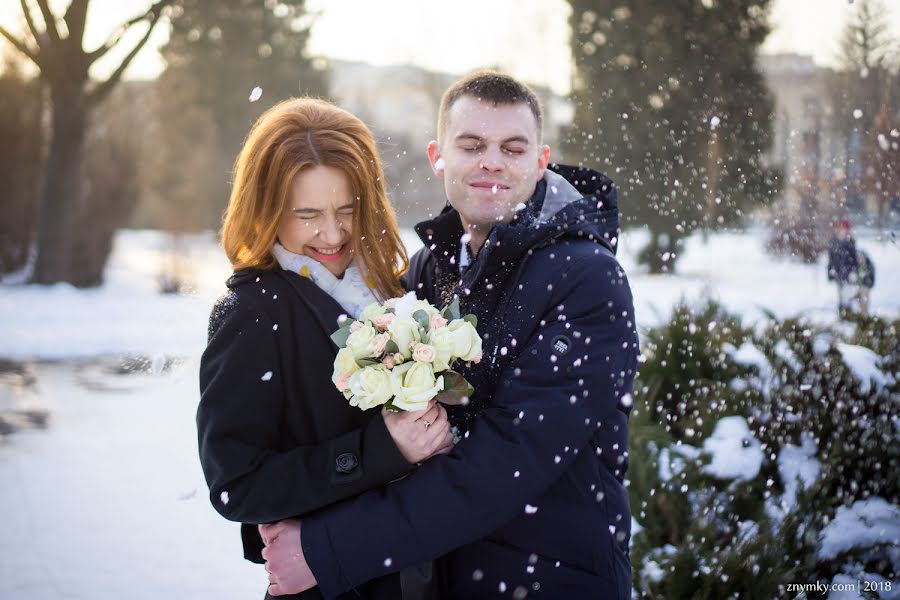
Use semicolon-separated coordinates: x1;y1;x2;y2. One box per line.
263;71;639;599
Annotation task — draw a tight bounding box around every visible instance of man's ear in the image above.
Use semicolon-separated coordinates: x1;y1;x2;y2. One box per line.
427;141;445;178
535;144;551;180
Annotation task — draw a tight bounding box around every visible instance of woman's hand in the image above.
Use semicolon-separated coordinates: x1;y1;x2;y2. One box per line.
382;400;453;464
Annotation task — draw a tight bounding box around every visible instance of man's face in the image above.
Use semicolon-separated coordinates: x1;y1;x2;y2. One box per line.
428;96;550;234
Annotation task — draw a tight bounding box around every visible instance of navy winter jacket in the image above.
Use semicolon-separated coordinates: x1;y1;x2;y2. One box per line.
827;237;859;283
302;165;639;599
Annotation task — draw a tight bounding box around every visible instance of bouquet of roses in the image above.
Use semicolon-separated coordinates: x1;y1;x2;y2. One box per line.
331;292;482;411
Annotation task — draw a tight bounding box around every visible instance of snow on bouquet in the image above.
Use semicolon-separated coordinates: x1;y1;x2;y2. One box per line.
331;292;482;411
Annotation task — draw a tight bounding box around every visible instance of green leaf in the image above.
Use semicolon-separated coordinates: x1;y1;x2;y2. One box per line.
463;314;478;328
413;309;430;330
435;370;474;406
442;296;461;321
383;398;402;412
330;323;353;348
356;358;379;367
384;340;399;355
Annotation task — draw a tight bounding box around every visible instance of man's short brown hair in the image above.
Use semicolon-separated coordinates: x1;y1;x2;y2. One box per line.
437;70;544;143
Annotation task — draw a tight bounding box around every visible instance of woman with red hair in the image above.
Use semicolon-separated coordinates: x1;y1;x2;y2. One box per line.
197;98;451;599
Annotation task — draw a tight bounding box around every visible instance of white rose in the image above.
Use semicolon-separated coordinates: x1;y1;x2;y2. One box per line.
360;302;386;323
332;348;361;390
411;300;441;319
387;315;421;359
390;361;444;411
412;343;436;364
348;364;393;410
368;332;390;357
446;320;482;362
392;291;421;318
346;323;377;360
425;327;454;372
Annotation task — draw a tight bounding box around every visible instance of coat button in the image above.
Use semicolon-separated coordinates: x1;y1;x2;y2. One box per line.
335;452;359;474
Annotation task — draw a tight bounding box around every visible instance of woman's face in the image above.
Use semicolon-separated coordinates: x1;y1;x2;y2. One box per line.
277;165;355;277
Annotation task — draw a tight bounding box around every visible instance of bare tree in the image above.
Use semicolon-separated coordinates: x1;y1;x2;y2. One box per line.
0;0;173;285
0;49;43;277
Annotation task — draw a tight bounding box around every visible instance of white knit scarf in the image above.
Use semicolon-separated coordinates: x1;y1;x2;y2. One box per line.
272;242;380;319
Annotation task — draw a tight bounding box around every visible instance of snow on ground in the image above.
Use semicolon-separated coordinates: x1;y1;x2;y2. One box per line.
619;227;900;328
0;360;262;599
0;231;230;360
2;227;898;360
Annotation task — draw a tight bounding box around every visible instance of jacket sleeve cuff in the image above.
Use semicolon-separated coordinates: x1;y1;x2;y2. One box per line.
303;514;348;600
361;412;413;483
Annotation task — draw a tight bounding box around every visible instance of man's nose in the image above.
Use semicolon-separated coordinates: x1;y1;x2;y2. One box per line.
479;145;505;171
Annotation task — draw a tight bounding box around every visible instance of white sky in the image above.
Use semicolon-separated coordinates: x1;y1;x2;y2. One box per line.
0;0;898;93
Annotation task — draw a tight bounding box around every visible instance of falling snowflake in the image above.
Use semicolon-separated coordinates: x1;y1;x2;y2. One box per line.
249;86;263;102
261;371;273;381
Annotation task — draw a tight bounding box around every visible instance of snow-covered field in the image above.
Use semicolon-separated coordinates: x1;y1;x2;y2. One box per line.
0;360;261;599
1;227;898;360
1;227;898;598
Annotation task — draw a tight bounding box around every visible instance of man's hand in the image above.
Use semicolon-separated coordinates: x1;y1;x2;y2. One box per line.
259;519;317;596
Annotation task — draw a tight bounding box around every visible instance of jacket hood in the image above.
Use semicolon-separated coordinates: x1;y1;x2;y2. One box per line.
414;163;620;276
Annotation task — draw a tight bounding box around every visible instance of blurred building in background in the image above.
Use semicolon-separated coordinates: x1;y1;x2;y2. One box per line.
759;54;845;215
760;52;899;225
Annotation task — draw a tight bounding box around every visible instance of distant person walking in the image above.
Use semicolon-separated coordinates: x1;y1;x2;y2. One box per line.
826;219;859;316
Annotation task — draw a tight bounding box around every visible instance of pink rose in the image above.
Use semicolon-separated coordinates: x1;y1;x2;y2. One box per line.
429;314;448;330
334;372;352;392
368;333;390;356
372;313;395;331
412;343;436;363
382;355;395;369
349;320;364;333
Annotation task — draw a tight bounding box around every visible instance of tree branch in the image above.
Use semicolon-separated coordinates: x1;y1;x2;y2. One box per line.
19;0;43;49
0;23;40;66
33;0;60;45
88;0;172;106
86;0;172;65
64;0;90;48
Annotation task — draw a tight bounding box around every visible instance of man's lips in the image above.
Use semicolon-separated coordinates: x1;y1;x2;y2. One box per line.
469;181;510;191
307;244;349;261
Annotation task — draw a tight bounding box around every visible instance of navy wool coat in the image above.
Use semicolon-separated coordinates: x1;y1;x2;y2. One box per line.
301;164;639;599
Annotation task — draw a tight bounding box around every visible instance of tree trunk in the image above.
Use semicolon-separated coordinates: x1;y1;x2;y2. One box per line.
31;89;87;284
640;231;682;275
